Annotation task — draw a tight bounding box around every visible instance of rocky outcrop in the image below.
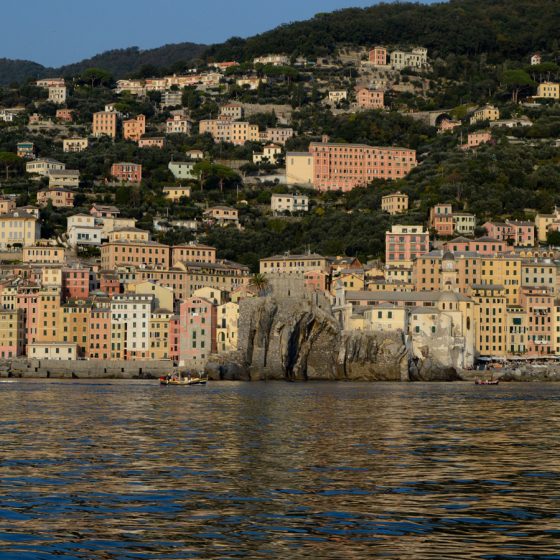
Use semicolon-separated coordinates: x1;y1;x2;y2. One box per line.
206;294;460;382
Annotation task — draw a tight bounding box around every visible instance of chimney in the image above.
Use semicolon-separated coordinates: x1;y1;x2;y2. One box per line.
321;134;330;144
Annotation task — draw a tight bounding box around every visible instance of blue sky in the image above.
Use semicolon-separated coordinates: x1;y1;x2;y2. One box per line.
0;0;439;67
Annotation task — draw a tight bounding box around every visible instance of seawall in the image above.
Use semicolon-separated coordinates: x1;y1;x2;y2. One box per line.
0;358;173;379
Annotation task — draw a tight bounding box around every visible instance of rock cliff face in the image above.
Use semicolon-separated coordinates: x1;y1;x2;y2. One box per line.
206;295;460;382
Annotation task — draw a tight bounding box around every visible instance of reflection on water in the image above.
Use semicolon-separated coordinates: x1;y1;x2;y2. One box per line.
1;380;560;558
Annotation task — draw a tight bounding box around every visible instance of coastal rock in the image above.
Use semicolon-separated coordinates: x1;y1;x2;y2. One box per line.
208;294;460;382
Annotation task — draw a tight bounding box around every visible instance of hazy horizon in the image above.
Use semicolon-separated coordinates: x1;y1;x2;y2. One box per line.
1;0;441;67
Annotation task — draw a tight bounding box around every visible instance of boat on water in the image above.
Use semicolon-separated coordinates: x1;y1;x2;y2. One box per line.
159;371;207;386
474;379;500;385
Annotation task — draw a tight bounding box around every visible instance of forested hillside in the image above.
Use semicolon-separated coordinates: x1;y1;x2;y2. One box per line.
207;0;560;62
2;0;560;85
0;43;207;86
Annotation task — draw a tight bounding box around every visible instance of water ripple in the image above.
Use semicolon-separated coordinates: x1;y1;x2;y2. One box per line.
0;380;559;558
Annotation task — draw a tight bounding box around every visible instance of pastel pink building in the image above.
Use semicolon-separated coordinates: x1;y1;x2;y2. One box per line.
356;88;385;110
483;221;535;247
521;287;554;356
369;46;387;66
169;316;180;363
385;225;430;265
429;204;454;237
465;130;492;149
62;267;90;300
304;270;330;293
16;287;40;348
308;142;417;192
444;236;509;256
178;297;217;366
507;220;535;247
87;308;111;360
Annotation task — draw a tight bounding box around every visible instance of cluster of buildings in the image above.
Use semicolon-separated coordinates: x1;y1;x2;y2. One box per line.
367;46;429;70
0;218;253;365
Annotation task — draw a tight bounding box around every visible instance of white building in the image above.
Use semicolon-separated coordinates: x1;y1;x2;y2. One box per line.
271;193;309;214
67;214;103;247
253;144;282;164
168;161;197;180
48;86;67;105
390;47;428;70
166;115;192;134
28;342;78;361
111;294;154;359
63;138;89;153
328;90;348;103
253;55;290;66
47;169;80;188
26;158;65;176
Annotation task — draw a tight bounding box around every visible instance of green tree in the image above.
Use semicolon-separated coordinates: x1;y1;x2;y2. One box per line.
249;273;270;296
501;69;534;103
0;152;21;179
81;67;113;88
546;230;560;247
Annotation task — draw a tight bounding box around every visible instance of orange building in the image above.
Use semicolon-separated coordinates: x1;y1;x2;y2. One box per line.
37;187;75;208
123;114;146;142
101;240;170;269
172;243;217;265
93;111;117;138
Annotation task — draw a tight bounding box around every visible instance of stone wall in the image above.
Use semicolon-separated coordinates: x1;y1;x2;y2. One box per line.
0;358;173;379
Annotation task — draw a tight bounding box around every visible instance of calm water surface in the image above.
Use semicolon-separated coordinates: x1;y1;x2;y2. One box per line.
0;380;560;559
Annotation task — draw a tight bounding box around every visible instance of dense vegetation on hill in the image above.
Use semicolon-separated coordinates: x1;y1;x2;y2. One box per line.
0;59;46;86
0;44;207;86
207;0;560;62
3;0;560;86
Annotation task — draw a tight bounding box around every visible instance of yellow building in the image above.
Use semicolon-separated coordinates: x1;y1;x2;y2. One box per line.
480;256;522;305
260;253;330;275
163;186;191;201
506;306;528;355
129;280;174;312
470;104;500;124
535;210;560;242
216;302;239;354
336;272;365;291
286;153;314;186
470;284;507;357
0;212;41;248
192;287;225;305
108;227;150;243
36;288;62;342
536;82;560;99
0;309;25;357
28;342;78;360
199;119;259;145
59;302;90;357
41;267;63;288
150;311;173;360
381;192;409;215
23;245;66;264
522;260;556;294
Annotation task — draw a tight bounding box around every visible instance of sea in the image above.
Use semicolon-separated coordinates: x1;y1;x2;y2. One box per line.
0;379;559;559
